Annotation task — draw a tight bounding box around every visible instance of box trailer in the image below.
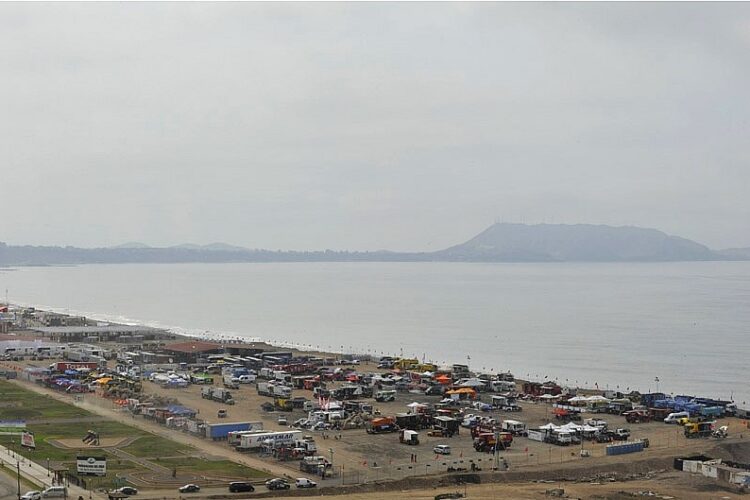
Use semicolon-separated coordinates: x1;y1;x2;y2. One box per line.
205;421;264;440
237;430;302;451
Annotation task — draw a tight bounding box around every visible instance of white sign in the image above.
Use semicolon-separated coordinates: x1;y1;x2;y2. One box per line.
76;456;107;476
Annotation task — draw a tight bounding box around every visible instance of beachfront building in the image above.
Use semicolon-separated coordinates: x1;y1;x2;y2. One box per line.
30;325;164;342
162;340;223;363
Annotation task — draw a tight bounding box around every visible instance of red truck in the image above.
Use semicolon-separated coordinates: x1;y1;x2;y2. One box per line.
473;431;513;452
624;409;651;423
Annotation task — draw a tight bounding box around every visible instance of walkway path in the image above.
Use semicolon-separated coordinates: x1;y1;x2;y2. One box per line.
9;379;305;481
0;443;105;499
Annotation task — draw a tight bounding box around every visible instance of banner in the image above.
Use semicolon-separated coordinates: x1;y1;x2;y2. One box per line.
0;420;26;435
76;456;107;476
21;431;36;449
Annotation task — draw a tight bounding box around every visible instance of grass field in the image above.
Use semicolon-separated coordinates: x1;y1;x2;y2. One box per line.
0;382;90;420
156;457;270;479
0;380;270;486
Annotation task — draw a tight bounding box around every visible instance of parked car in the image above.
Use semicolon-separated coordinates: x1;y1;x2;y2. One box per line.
596;432;613;443
664;412;689;424
20;492;41;500
217;409;228;418
40;487;66;498
113;486;138;496
295;478;317;488
178;484;200;493
228;481;255;493
612;428;631;440
277;416;288;425
265;478;290;490
433;444;452;455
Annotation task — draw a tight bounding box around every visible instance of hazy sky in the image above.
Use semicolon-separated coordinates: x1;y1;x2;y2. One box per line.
2;3;749;251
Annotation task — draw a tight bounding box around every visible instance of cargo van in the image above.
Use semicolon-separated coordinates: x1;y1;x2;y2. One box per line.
664;411;689;424
41;486;67;498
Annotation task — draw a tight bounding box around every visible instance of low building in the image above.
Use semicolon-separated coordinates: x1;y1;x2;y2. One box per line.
31;325;164;342
162;340;222;363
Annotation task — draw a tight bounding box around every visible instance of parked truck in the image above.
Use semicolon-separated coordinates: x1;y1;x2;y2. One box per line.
473;431;513;452
50;361;101;372
223;374;240;389
205;421;263;441
375;390;396;402
399;429;419;445
300;456;331;473
257;382;292;398
201;386;235;405
236;430;302;451
624;410;651;423
684;421;714;439
500;419;527;436
367;416;398;434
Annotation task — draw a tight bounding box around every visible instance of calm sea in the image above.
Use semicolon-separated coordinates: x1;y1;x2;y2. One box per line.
1;262;748;404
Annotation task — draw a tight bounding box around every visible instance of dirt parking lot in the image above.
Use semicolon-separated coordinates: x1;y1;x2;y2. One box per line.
131;358;742;485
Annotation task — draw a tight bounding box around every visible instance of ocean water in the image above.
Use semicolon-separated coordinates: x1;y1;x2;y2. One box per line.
1;261;748;404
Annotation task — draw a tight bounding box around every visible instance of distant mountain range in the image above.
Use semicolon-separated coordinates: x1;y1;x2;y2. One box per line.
1;223;747;266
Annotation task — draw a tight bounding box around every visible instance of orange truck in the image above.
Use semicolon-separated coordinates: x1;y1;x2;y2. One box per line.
367;416;398;434
473;431;513;452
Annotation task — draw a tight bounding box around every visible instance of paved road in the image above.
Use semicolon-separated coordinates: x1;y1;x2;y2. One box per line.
0;467;18;500
9;379;310;482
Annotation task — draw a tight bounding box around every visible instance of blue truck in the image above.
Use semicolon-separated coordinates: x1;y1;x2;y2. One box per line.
205;421;262;440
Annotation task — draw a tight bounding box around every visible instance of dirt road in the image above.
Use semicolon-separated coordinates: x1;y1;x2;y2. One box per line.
9;379;309;482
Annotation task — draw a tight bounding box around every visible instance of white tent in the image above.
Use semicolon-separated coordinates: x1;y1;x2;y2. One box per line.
586;395;610;402
457;379;485;388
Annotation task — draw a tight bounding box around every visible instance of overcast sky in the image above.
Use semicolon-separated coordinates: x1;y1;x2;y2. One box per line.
2;3;749;251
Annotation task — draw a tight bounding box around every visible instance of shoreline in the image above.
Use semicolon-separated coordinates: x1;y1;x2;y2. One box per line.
3;303;693;401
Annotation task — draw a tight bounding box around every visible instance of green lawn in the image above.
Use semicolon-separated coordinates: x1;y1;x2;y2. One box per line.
0;380;269;483
156;457;270;479
0;381;91;420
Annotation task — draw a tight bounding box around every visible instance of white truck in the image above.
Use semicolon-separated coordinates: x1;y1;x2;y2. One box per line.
227;429;266;447
491;380;516;393
257;382;292;398
223;374;240;389
238;374;256;384
236;430;302;451
501;419;527;436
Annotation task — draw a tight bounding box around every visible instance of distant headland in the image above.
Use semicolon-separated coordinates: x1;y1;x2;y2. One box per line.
2;223;749;266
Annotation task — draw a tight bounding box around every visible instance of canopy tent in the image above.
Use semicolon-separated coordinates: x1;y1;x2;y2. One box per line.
586;395;610;402
456;379;485;388
567;396;588;403
446;388;476;395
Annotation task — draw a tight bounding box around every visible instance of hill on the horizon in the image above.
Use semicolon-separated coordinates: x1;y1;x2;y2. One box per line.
436;223;717;262
0;223;744;265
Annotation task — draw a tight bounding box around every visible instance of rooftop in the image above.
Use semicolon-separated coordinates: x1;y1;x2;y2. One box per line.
32;326;158;334
163;341;222;353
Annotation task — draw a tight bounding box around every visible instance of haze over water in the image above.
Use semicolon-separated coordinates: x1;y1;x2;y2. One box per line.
2;262;748;405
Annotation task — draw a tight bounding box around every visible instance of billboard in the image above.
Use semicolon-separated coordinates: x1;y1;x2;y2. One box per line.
0;420;26;435
76;456;107;476
21;431;36;449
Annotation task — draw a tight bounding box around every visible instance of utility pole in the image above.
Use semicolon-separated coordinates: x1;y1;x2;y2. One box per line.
16;460;21;500
493;428;500;470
